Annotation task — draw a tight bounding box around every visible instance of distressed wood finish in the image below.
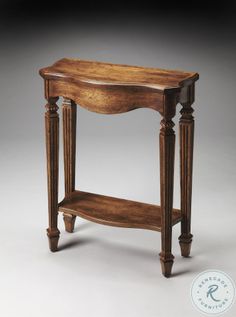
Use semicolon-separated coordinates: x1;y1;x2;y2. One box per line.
62;98;77;232
63;213;76;233
48;80;165;114
39;58;199;277
59;191;182;231
178;85;195;257
40;58;198;115
40;58;198;87
159;94;176;277
45;97;60;252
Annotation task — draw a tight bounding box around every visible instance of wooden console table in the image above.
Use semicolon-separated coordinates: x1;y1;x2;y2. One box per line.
39;58;199;277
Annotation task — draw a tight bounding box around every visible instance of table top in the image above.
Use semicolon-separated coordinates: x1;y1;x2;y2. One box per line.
39;58;199;92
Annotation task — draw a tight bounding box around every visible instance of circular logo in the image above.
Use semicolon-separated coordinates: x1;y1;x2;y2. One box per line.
191;270;235;315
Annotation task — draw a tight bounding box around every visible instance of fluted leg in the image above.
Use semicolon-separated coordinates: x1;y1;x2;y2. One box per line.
45;97;60;252
178;99;194;257
62;98;77;232
159;107;176;277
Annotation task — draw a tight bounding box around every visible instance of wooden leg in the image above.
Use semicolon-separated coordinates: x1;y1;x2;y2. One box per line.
63;213;76;233
178;100;194;257
159;116;175;277
45;97;60;252
62;98;77;232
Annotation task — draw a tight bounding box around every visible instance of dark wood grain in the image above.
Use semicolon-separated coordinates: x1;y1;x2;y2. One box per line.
62;98;77;232
178;84;195;257
58;191;182;231
45;97;60;252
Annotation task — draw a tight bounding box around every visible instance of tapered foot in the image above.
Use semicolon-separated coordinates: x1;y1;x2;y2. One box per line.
159;252;174;278
47;228;60;252
63;213;76;233
179;233;193;257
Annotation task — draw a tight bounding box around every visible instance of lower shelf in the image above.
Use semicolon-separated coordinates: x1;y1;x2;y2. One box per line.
58;190;182;232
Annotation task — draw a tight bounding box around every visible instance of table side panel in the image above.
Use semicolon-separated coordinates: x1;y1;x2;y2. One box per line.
47;79;165;114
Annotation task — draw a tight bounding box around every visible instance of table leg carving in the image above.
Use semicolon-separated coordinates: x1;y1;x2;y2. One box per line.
178;93;194;257
62;98;77;232
159;114;175;277
45;97;60;252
